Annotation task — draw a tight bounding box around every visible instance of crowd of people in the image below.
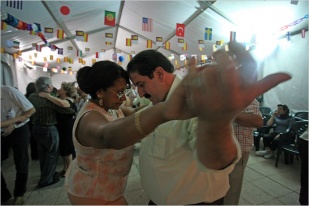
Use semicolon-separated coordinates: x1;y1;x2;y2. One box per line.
2;42;305;205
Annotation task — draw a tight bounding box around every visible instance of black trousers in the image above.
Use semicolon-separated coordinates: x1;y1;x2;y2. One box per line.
1;124;30;199
149;197;224;205
299;138;308;205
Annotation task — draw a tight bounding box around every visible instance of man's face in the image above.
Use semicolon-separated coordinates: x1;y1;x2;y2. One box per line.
129;71;166;105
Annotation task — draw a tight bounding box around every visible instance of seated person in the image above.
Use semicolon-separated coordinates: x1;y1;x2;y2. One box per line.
256;104;295;158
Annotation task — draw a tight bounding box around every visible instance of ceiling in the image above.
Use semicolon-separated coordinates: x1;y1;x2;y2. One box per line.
1;0;308;71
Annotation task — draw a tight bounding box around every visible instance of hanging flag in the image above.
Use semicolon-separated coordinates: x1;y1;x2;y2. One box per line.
1;48;4;53
50;55;53;60
64;57;68;62
104;10;116;26
147;40;152;48
13;41;20;49
176;23;185;37
84;33;88;42
1;21;7;30
57;30;64;39
77;49;82;57
36;44;42;52
182;43;187;51
85;48;90;55
79;58;83;63
95;52;100;58
92;59;96;64
164;42;170;50
131;35;138;44
156;37;163;46
43;57;47;62
178;38;184;47
230;31;236;41
44;27;54;38
142;17;153;32
301;29;306;38
105;33;113;39
205;28;212;40
57;58;61;63
6;0;23;10
287;32;291;41
198;40;205;50
126;38;132;46
29;30;36;35
76;30;84;41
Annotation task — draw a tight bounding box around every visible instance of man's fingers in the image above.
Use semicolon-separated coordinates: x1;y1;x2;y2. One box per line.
250;73;292;99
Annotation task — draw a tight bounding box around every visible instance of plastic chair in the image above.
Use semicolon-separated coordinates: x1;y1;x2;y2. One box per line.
253;114;272;151
259;107;272;115
275;120;308;167
294;111;308;121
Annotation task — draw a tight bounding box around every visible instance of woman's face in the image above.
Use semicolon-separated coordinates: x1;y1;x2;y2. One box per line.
277;106;286;115
101;78;128;110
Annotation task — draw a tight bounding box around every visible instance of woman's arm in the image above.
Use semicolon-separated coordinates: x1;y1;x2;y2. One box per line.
39;92;70;107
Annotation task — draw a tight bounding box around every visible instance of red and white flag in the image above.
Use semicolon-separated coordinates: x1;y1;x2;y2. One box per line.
301;29;306;38
176;23;185;37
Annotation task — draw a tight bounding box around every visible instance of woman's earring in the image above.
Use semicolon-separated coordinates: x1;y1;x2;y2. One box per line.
97;95;103;106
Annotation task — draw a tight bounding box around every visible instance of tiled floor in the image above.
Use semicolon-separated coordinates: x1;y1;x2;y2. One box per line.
1;145;302;205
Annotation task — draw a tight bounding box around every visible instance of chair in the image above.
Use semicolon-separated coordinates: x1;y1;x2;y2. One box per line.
275;120;308;167
259;107;272;115
294;111;308;121
253;114;272;151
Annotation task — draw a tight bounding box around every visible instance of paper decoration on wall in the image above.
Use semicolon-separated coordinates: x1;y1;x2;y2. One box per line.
176;23;185;37
126;38;132;46
279;14;308;31
1;11;58;51
60;5;70;15
57;58;61;63
106;42;112;45
131;35;138;44
146;40;152;48
205;28;212;40
50;55;53;60
57;30;64;39
301;29;306;38
104;10;116;26
156;37;163;46
178;38;184;47
68;46;73;50
6;0;23;10
1;48;5;53
92;59;96;64
182;43;187;51
164;42;170;50
142;17;153;32
230;31;236;41
44;28;54;38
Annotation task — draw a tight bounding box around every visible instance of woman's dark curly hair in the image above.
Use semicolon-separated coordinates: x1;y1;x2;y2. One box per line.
76;61;130;99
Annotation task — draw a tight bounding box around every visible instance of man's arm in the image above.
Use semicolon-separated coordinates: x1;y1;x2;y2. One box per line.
234;113;263;128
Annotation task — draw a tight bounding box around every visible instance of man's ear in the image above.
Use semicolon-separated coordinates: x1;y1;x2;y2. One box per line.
154;67;165;81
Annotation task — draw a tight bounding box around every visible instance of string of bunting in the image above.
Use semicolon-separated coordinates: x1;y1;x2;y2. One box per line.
1;10;58;51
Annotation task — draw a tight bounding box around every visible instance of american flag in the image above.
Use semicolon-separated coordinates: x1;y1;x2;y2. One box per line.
142;17;153;32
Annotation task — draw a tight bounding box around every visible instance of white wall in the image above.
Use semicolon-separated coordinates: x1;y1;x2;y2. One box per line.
258;34;308;113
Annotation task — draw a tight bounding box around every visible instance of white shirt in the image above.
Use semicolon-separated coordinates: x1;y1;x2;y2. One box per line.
1;86;34;130
139;76;241;204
